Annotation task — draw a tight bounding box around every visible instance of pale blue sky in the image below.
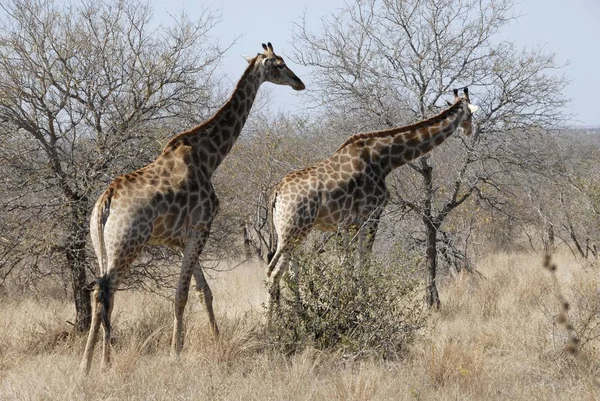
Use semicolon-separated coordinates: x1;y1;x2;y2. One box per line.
153;0;600;127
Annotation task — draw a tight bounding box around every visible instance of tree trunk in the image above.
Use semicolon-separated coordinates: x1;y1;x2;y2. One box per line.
420;158;441;309
424;218;441;309
69;247;92;333
65;201;92;333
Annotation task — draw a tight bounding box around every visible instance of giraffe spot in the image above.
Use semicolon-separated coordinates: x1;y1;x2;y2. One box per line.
340;163;353;174
331;188;345;201
434;136;445;145
206;155;217;168
359;148;370;161
429;126;441;136
370;140;385;153
352;159;364;171
406;134;420;147
143;208;153;219
391;144;405;154
223;113;235;128
164;191;175;203
175;191;188;205
420;143;434;153
168;204;181;215
204;139;218;154
219;140;233;154
231;98;240;112
338;154;351;164
180;206;189;219
347;179;357;193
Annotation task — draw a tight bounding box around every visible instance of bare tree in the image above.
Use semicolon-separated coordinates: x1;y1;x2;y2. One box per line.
0;0;225;331
518;129;600;259
292;0;569;308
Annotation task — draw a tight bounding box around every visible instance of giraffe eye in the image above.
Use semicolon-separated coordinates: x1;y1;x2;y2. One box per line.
277;64;286;70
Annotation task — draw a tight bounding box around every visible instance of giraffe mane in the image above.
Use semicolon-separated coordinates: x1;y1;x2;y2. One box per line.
335;100;464;152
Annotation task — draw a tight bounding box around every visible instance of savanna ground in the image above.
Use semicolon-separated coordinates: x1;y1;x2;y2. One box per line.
1;252;598;401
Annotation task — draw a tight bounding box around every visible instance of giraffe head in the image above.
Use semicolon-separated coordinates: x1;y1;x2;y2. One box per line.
452;87;479;135
247;42;305;91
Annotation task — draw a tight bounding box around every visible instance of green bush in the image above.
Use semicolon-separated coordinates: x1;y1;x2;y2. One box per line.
268;248;428;359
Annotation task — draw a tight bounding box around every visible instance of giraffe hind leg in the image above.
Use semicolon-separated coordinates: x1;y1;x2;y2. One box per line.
192;261;219;338
266;246;282;277
266;247;292;321
80;283;103;374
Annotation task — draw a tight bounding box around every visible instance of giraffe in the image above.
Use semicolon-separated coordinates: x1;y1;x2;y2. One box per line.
265;88;478;311
80;42;305;373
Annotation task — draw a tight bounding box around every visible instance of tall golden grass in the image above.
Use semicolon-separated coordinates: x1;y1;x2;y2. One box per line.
0;252;598;400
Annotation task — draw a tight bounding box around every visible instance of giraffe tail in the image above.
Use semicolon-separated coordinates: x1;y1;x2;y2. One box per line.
95;188;114;343
96;187;113;274
267;190;278;263
96;274;112;343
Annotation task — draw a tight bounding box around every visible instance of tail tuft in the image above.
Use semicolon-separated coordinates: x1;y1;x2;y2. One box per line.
96;274;112;342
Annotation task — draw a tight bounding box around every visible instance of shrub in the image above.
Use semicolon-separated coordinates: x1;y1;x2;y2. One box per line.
268;248;428;359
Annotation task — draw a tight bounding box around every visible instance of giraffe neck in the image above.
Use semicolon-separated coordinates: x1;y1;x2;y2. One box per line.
338;101;468;176
165;59;264;176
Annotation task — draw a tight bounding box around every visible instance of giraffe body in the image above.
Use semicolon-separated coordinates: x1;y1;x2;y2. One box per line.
81;43;304;373
266;89;478;308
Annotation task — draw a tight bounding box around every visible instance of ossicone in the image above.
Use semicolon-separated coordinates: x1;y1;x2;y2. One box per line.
463;87;471;102
262;42;274;53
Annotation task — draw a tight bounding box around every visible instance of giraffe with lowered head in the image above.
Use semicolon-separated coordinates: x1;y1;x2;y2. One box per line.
266;88;478;311
80;43;305;373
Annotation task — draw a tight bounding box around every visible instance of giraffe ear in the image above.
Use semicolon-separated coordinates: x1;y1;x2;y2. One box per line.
468;104;479;113
242;55;255;64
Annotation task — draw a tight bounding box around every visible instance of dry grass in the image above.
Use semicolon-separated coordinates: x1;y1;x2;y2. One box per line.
1;253;598;400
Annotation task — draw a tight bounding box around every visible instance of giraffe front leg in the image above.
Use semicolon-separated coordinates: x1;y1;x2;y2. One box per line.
171;229;210;358
192;260;219;338
356;206;383;268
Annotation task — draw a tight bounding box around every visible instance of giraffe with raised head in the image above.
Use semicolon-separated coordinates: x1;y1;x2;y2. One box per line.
80;42;305;373
266;88;478;310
